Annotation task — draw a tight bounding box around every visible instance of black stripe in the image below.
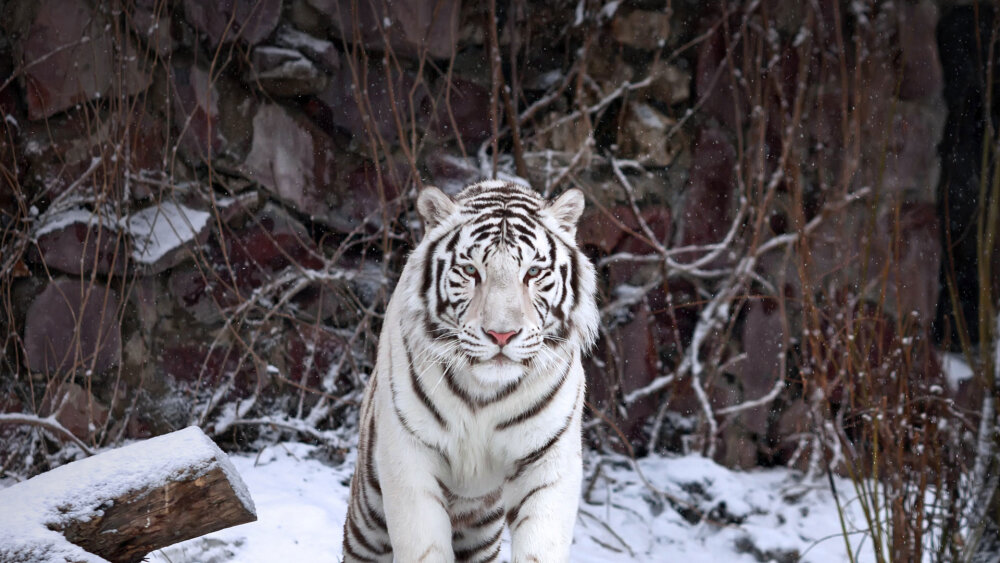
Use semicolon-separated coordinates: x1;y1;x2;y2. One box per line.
420;229;449;298
465;202;540;216
479;379;520;406
364;415;380;493
454;525;504;561
364;493;387;530
427;489;449;512
505;482;553;526
469;506;505;529
352;485;377;532
544;230;557;267
480;208;533;223
496;360;571;430
342;535;378;562
464;194;541;208
404;337;448;429
348;511;392;555
388;361;436;449
445;365;521;410
444;365;477;408
445;229;463;252
553;263;569;320
543;322;570;346
392;400;420;439
356;414;386;532
507;220;536;240
435;477;454;501
424;314;457;342
464;190;541;203
435;258;448;315
477;542;502;562
531;297;546;320
468;221;497;240
510;409;574;480
569;248;580;311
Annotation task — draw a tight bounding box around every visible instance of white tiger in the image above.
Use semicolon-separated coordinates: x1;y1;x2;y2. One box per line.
342;180;599;562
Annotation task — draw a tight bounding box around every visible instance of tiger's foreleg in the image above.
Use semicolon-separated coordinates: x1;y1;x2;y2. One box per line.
374;401;455;562
503;410;582;563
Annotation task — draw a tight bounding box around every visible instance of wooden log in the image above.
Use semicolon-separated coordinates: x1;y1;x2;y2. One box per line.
0;426;256;563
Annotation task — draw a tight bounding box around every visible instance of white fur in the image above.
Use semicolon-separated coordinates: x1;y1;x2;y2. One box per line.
344;182;599;562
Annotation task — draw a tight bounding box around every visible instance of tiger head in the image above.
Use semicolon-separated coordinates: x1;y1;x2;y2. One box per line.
408;180;599;388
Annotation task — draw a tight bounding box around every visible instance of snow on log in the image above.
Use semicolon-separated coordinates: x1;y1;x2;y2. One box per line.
0;426;256;563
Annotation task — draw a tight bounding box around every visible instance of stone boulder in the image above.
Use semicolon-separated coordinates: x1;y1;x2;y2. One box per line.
618;102;681;167
169;204;324;324
611;9;671;51
274;26;341;73
430;77;491;146
677;127;736;260
40;382;109;442
314;64;427;145
23;279;122;377
183;0;282;47
425;151;480;196
14;0;151;120
241;103;404;232
130;0;177;56
898;1;943;101
240;104;339;221
123;202;213;275
307;0;461;60
246;46;329;97
170;64;227;161
644;60;691;106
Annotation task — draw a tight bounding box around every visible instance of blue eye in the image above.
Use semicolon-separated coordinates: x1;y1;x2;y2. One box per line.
526;266;541;278
462;264;478;276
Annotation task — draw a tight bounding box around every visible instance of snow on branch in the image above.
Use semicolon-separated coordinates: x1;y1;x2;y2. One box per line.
0;413;96;456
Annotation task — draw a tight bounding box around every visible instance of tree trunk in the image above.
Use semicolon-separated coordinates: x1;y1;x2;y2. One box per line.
0;426;256;563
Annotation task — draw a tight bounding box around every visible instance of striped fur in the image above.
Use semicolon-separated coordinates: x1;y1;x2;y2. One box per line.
343;181;599;562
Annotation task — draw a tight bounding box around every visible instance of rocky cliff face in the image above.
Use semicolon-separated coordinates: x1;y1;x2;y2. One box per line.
0;0;985;476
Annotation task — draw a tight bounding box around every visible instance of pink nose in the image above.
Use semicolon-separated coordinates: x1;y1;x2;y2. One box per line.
485;329;518;347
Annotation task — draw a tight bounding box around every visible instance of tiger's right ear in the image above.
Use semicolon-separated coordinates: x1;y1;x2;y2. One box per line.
416;186;457;230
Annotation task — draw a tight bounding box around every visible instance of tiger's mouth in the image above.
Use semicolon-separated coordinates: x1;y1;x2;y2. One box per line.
487;353;516;365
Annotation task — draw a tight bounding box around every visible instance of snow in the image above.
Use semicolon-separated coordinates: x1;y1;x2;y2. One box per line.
254;45;306;60
149;443;880;562
599;1;621;21
31;202;210;265
123;202;210;264
0;427;253;563
940;352;974;391
276;26;336;56
33;207;114;238
633;103;668;130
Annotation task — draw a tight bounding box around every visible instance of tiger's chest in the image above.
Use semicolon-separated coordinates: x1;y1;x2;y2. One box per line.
428;368;579;498
439;416;511;496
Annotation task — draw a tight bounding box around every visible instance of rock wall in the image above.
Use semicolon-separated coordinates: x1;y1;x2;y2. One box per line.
0;0;979;473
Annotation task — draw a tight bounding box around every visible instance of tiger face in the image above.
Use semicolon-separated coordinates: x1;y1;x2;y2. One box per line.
410;181;597;389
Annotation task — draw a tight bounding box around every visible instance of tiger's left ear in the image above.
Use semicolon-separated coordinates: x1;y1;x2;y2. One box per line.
547;188;586;237
417;186;456;230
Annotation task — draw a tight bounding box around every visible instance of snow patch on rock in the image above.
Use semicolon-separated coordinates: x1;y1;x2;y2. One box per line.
123;202;211;265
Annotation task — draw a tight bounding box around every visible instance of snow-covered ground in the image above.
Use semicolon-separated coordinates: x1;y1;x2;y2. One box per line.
150;442;881;563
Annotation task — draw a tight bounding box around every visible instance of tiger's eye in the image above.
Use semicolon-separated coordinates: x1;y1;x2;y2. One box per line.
463;264;478;276
527;266;541;277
